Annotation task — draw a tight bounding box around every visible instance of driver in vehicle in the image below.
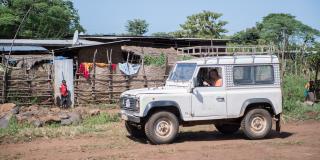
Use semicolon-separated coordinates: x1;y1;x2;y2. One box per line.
203;69;223;87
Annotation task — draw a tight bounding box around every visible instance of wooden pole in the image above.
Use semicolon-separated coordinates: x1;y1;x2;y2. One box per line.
1;51;6;103
92;49;97;102
74;56;79;106
107;49;113;103
141;47;148;88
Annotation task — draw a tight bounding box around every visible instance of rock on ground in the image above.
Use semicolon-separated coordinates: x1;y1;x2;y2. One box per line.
0;103;16;113
61;112;82;126
0;112;13;128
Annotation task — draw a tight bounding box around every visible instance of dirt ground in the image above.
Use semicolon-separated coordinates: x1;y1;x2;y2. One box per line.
1;120;320;160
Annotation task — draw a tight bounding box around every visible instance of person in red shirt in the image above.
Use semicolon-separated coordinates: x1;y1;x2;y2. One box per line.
60;80;68;108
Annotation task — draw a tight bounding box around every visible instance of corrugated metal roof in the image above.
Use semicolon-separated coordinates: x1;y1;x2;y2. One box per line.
54;40;129;52
0;39;103;47
80;35;230;41
0;45;48;52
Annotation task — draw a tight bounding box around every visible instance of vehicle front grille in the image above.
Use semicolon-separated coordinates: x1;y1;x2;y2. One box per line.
120;96;137;111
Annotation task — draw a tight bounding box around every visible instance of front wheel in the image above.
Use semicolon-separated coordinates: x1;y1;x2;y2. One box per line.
145;111;179;144
241;109;272;139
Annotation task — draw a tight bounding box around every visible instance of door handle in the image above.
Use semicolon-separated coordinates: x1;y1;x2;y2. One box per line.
216;97;225;102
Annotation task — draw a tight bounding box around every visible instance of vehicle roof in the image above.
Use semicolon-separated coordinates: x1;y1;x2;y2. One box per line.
178;55;279;65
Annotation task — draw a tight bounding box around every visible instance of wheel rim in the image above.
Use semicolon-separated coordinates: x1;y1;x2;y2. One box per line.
154;118;172;138
250;114;267;133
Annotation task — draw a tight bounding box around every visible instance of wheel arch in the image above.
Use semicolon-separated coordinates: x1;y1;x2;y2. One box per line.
143;100;182;121
240;98;276;117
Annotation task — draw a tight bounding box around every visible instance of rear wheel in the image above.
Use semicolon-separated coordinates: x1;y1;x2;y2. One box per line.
241;108;272;139
215;124;240;134
125;121;145;138
145;111;179;144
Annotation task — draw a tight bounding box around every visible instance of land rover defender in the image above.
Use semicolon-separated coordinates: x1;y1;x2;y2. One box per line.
120;54;282;144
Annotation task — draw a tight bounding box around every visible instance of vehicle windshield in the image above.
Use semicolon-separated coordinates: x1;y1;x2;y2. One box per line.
168;63;197;81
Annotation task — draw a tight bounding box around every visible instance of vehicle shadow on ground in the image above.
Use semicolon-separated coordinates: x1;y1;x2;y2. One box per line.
127;130;293;144
175;130;293;143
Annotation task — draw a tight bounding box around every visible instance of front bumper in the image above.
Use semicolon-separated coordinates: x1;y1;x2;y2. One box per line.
119;112;141;123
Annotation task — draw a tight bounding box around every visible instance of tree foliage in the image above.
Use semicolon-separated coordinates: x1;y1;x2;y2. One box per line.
178;10;228;38
125;19;149;36
232;13;320;46
151;32;173;38
231;27;260;45
0;0;84;38
307;43;320;81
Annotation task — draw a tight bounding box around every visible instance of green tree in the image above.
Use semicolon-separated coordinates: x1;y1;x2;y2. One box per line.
0;0;84;38
308;42;320;81
151;32;173;38
231;27;260;45
125;19;149;36
179;10;228;38
258;13;303;47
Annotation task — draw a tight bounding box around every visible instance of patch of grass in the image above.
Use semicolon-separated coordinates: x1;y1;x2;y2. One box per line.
0;113;120;143
285;104;320;120
144;53;166;67
83;113;119;126
0;116;31;138
96;103;118;110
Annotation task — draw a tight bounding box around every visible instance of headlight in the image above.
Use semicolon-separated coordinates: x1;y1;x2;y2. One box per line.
121;96;140;112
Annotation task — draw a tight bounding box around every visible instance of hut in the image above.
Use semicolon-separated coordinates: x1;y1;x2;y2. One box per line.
0;36;230;106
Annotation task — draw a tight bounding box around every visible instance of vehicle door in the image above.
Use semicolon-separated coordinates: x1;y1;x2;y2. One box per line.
191;66;227;117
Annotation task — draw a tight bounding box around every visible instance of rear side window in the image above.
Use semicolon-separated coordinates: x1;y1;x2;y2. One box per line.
233;65;274;85
233;66;253;85
255;66;274;84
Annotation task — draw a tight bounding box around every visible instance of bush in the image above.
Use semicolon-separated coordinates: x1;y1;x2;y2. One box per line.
144;53;166;67
283;74;307;112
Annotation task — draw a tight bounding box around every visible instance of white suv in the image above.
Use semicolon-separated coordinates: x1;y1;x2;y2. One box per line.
120;55;282;144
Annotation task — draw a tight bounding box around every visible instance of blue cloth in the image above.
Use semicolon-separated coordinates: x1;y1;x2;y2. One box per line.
118;63;141;75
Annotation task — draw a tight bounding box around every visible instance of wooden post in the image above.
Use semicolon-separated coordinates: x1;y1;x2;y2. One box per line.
92;49;97;102
106;49;113;103
125;75;130;91
74;56;79;106
108;65;113;103
1;51;6;103
25;58;32;104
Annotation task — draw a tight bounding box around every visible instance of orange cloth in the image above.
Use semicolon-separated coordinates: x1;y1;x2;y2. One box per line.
96;63;108;67
214;79;223;87
79;63;108;79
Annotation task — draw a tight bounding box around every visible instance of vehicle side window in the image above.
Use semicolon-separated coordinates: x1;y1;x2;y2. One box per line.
196;67;223;87
255;66;274;84
233;65;274;85
233;66;253;85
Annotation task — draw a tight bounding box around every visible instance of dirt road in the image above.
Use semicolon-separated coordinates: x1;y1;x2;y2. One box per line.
1;121;320;160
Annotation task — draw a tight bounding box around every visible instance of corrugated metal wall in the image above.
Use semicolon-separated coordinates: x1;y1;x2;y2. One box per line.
54;59;74;107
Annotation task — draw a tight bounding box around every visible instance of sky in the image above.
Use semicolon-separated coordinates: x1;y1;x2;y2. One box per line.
72;0;320;36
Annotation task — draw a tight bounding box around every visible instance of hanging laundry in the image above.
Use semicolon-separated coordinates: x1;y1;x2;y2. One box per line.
111;64;117;71
78;62;109;79
96;63;108;67
79;63;92;79
118;63;140;76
